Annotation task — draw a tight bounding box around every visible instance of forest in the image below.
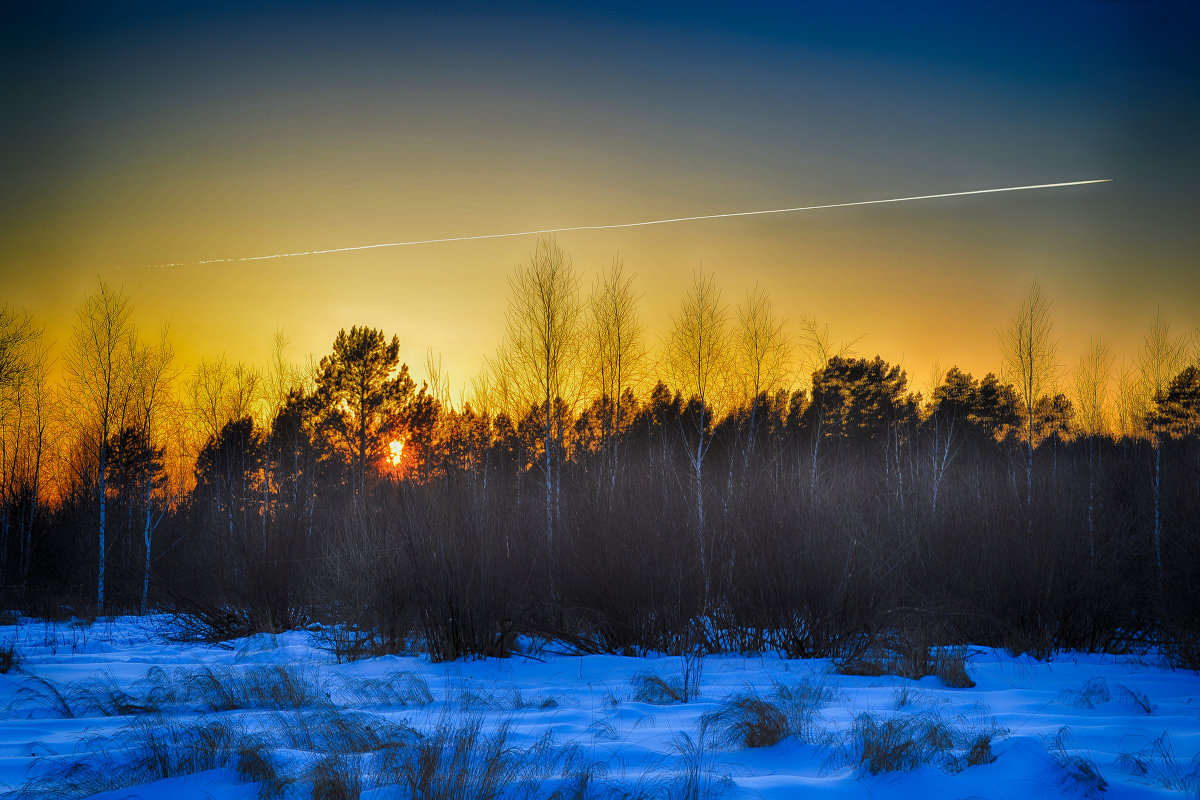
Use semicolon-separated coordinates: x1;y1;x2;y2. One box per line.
1;238;1198;665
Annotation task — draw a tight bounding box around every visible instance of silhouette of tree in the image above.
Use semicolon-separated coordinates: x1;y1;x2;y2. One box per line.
1033;393;1075;444
195;416;264;545
808;355;915;445
314;326;416;498
1150;366;1200;439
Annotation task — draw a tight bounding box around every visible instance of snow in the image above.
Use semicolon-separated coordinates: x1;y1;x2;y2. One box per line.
1;616;1197;798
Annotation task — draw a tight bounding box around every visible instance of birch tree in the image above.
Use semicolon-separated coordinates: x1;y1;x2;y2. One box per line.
998;281;1058;517
494;237;583;562
64;282;135;611
587;256;646;490
130;327;176;613
1136;311;1189;609
734;287;792;463
665;271;730;606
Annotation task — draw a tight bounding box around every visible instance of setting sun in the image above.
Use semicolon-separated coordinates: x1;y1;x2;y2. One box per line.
387;438;404;468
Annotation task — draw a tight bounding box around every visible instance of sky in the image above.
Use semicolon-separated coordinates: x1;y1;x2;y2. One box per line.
3;1;1198;400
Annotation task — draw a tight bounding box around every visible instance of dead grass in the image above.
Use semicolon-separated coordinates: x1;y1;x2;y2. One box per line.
1047;727;1108;796
309;753;364;800
838;704;1008;776
10;675;75;718
704;691;789;749
704;679;837;750
181;664;327;712
1118;731;1200;795
339;670;433;708
8;715;245;798
631;672;685;705
834;630;974;688
1058;677;1111;709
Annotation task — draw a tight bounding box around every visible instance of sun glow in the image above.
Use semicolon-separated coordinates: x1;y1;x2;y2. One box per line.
387;439;404;467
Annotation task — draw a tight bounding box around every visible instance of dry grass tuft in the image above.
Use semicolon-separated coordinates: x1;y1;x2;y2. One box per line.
1047;727;1108;795
1058;677;1111;709
630;672;685;705
1118;731;1200;794
704;691;789;749
309;753;364;800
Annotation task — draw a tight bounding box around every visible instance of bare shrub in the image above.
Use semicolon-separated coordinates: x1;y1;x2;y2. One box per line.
1161;630;1200;672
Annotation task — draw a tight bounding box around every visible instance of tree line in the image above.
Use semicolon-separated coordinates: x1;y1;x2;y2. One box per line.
1;238;1198;660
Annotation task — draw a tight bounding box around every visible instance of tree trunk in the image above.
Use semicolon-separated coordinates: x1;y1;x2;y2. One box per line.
98;447;107;612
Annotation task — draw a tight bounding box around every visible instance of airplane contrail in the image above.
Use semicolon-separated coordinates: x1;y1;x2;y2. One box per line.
146;179;1111;268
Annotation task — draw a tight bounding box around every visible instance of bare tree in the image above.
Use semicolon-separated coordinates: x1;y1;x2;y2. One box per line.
1074;336;1113;438
494;236;583;560
734;286;793;461
0;308;43;584
587;256;647;490
130;326;177;613
1136;310;1189;609
796;316;856;495
1073;336;1114;564
18;340;51;581
64;282;136;611
0;307;37;395
998;281;1059;515
665;270;730;605
1114;361;1140;442
189;356;263;448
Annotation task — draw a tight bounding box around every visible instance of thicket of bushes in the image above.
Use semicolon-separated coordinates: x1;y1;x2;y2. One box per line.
13;367;1198;664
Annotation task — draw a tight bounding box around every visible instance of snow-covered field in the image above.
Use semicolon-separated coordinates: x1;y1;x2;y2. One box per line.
0;616;1197;799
